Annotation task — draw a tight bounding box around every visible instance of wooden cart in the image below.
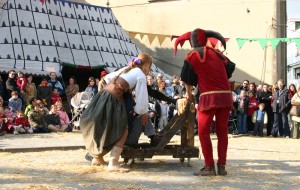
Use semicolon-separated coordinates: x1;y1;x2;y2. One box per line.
121;106;199;166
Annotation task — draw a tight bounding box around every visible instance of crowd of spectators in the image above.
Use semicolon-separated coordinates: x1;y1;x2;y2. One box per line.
0;69;298;140
0;70;72;136
233;79;296;138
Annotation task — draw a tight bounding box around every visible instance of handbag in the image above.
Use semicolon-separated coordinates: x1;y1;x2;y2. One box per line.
289;105;300;116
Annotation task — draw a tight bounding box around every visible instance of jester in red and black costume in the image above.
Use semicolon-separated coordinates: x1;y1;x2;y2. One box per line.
174;28;234;176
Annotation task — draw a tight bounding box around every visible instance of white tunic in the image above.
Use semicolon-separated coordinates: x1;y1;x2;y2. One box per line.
104;67;149;114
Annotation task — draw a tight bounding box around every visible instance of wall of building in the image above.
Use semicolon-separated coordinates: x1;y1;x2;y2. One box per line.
71;0;283;86
287;19;300;87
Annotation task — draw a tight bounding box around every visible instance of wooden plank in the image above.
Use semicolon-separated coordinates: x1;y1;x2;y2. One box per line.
155;111;189;149
187;112;195;147
121;145;199;159
157;113;180;135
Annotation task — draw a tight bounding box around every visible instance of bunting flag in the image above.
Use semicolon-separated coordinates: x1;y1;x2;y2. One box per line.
294;39;300;48
147;34;156;44
269;39;281;50
236;38;300;49
127;31;230;48
258;39;269;49
127;31;170;45
127;31;300;50
237;39;247;49
40;0;45;5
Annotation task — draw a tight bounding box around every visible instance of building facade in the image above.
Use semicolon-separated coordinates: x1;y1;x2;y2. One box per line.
48;0;289;85
287;19;300;88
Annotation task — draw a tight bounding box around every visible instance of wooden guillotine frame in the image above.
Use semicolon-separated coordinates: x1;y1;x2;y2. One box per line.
121;104;199;166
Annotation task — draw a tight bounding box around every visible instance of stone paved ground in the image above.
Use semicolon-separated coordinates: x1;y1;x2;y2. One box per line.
0;132;300;190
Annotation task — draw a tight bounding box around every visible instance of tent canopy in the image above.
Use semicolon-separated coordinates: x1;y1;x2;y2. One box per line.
0;0;165;76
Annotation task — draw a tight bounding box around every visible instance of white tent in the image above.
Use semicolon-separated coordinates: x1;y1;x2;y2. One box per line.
0;0;166;76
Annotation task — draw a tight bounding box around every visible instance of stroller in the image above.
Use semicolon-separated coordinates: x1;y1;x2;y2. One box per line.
70;92;94;130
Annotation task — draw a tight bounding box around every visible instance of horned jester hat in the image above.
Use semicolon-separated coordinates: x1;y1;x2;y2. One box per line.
174;28;235;79
173;28;226;56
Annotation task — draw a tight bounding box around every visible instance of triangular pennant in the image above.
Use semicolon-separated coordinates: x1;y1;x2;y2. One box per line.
147;34;156;44
281;38;291;43
179;40;185;47
128;32;137;39
236;39;246;49
171;35;179;41
208;38;218;48
157;35;166;45
269;38;281;49
139;33;145;40
258;39;268;49
40;0;45;5
294;39;300;48
225;38;230;42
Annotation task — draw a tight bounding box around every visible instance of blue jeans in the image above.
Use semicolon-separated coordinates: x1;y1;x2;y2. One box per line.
272;112;290;137
237;113;247;134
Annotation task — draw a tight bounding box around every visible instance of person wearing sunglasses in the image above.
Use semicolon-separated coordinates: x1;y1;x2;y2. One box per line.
236;80;249;95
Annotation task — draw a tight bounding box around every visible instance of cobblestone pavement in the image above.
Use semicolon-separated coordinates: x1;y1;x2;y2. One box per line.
0;132;300;190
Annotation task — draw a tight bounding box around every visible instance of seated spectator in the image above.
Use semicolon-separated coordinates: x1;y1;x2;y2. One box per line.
55;101;71;131
3;106;15;132
0;107;11;133
51;88;62;105
36;99;49;116
85;77;98;96
28;105;48;133
45;104;67;132
14;110;32;134
8;91;22;113
37;79;52;108
24;97;37;117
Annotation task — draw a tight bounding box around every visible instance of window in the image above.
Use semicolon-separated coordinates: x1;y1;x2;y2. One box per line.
296;21;300;30
295;67;300;79
297;48;300;57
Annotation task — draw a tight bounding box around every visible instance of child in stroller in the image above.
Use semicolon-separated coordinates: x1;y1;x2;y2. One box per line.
70;91;94;130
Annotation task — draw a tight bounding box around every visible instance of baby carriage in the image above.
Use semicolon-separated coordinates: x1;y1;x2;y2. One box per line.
70;91;94;130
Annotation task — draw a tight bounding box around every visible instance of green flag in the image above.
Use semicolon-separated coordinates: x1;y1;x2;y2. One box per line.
237;39;246;49
294;39;300;48
258;39;269;49
269;39;281;49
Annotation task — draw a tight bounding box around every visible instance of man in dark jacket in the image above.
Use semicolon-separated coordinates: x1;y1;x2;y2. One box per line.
257;84;273;136
271;79;291;138
235;80;249;95
5;70;20;100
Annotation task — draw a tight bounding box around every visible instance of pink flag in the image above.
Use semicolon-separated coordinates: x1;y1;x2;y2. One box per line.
40;0;45;5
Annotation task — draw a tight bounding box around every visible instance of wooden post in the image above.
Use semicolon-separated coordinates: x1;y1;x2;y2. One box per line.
187;110;195;147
